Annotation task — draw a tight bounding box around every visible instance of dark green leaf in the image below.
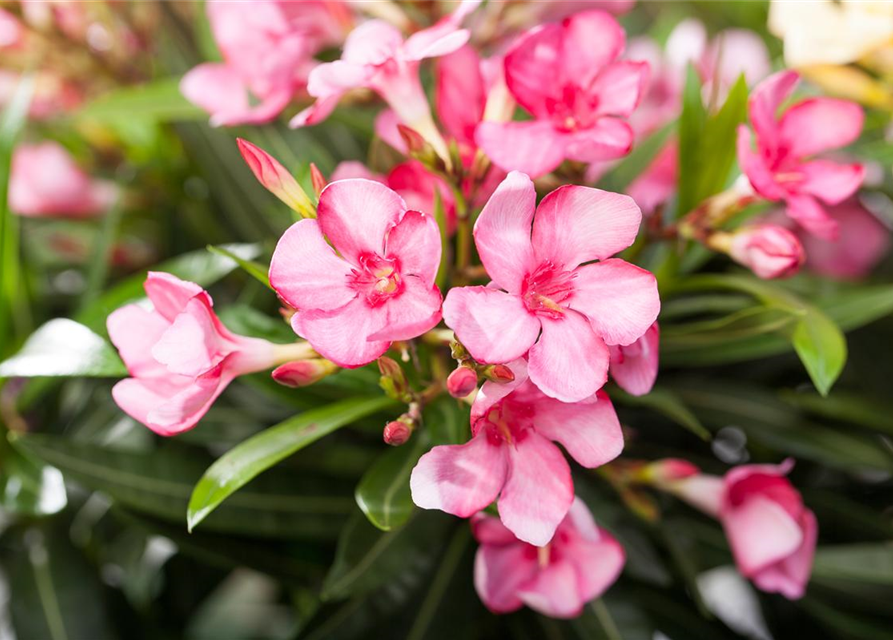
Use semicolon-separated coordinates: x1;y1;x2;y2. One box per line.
781;390;893;436
355;437;425;531
612;386;711;441
188;395;397;532
677;64;708;215
812;544;893;585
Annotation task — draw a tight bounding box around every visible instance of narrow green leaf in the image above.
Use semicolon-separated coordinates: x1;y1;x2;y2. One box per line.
812;544;893;585
612;386;711;441
75;77;205;122
677;64;707;214
206;244;271;288
188;395;396;532
781;390;893;436
791;310;847;396
0;319;126;378
355;437;425;531
432;189;451;291
695;74;748;202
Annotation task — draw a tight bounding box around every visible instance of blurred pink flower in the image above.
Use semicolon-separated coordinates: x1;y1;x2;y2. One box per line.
728;224;805;279
443;172;659;402
9;142;116;218
476;11;648;178
627;141;678;216
800;198;890;279
411;359;622;545
108;273;311;436
0;8;24;49
0;71;82;119
737;70;865;240
472;497;625;617
181;0;351;126
269;179;443;368
672;460;817;600
609;322;659;396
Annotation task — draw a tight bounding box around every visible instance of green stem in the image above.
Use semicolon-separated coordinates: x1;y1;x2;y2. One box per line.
590;599;623;640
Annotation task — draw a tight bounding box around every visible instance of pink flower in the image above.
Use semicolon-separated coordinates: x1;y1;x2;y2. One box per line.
609;322;659;396
475;11;648;178
411;359;623;545
672;460;817;600
627;141;678;216
291;1;480;162
0;9;24;49
9;142;116;218
108;273;313;436
181;0;351;126
443;172;660;403
801;198;890;280
0;71;82;119
472;497;625;618
728;225;805;279
269;178;443;368
737;70;865;240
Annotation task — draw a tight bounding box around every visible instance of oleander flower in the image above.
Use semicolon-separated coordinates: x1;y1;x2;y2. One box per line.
269;178;443;368
737;70;865;240
9;142;116;218
411;359;623;545
108;273;314;436
443;171;660;402
609;322;659;396
472;497;625;617
475;10;648;178
727;225;805;280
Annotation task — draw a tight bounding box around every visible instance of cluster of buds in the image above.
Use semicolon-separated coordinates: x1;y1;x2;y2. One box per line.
446;339;514;398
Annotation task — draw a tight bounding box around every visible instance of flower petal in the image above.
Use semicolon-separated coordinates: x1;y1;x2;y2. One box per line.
564;117;634;163
504;23;563;118
107;304;170;378
475;120;568;179
471;512;519;545
317;178;406;265
341;20;403;65
385;210;442;285
442;287;541;364
531;186;642;271
436;45;485;147
560;10;626;87
410;433;508;518
151;298;232;377
474;543;536;614
785;193;839;240
472;171;536;293
751;509;817;600
367;275;442;342
723;495;804;576
749;70;799;154
533;391;623;468
609;322;660;396
499;430;574;546
143;272;205;322
591;61;649;118
293;297;390;368
289;93;342;128
470;359;530;434
403;27;470;61
528;310;609;403
518;560;584;618
779;98;864;158
568;530;626;603
269;219;356;312
737;126;786;201
798;159;864;205
569;259;660;346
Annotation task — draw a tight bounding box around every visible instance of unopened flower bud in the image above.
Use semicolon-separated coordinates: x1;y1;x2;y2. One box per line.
726;225;805;279
271;359;337;388
237;138;316;219
482;364;515;384
310;163;327;198
383;419;412;446
397;124;442;171
447;366;478;398
450;339;469;361
639;458;700;486
378;356;409;401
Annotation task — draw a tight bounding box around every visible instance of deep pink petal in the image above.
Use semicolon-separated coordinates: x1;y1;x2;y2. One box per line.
503;23;563;118
367;275;442;342
737;126;786;201
532;185;642;271
610;322;659;396
410;433;508;518
797;160;864;205
151;298;232;377
560;10;626;87
474;544;536;614
470;359;530;435
443;287;541;364
292;297;389;368
499;431;574;546
749;70;799;154
269;219;356;312
779;98;864;158
722;496;804;576
785;193;839;240
436;44;485;147
751;509;816;600
143;272;204;322
472;171;536;293
533;391;623;468
528;311;610;403
564;118;634;163
107;305;170;377
385;210;442;286
388;162;457;233
569;259;660;346
591;61;649;118
803;199;890;280
518;560;584;618
317;178;406;265
471;512;519;545
475;120;568;178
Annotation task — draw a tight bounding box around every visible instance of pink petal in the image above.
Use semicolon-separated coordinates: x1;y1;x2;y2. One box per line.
610;322;660;396
798;160;864;205
143;272;205;323
317;178;406;265
474;543;535;614
737;126;786;201
779;98;864;158
722;495;804;576
472;171;537;293
627;142;678;216
436;45;485;147
474;120;569;178
503;23;563;118
564;117;634;163
306;60;372;98
180;63;248;120
269;219;356;312
151;298;232;377
569;259;660;346
366;275;442;342
751;509;816;600
533;390;623;468
568;531;626;603
470;359;531;433
531;185;642;271
499;430;574;546
803;199;890;280
209;90;292;128
410;433;509;517
107;305;170;377
591;61;649;118
471;512;519;545
293;297;390;368
388;162;457;234
528;311;610;403
749;70;799;153
518;560;585;618
385;210;442;286
341;20;403;65
330;161;384;183
442;287;541;364
560;10;626;88
373;109;406;153
289;93;342;128
785;193;839;240
403;27;470;61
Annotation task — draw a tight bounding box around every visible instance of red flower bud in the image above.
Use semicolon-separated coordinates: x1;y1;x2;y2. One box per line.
383;420;412;446
271;359;336;388
483;364;515;384
447;366;478;398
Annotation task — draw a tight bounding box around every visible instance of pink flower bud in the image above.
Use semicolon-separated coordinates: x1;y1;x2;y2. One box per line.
447;366;478;398
728;225;805;279
271;359;336;388
310;163;327;198
643;458;700;485
482;364;515;384
237;138;315;218
383;420;412;446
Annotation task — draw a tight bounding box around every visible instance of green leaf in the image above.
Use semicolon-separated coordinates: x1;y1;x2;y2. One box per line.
0;446;67;516
612;386;711;441
188;395;396;532
11;432;354;539
677;64;708;215
75;77;206;122
791;310;848;396
0;319;126;378
599;121;675;192
206;244;271;288
355;437;425;531
781;390;893;436
812;544;893;585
